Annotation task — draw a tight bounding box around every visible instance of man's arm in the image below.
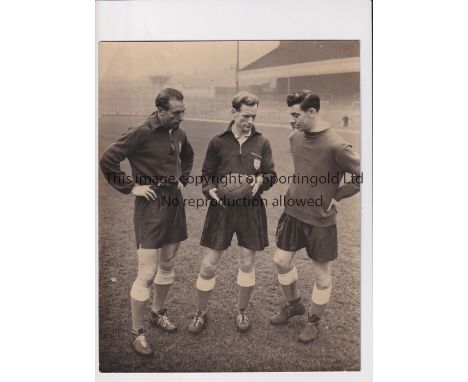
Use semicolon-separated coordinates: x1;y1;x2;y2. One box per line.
179;133;195;186
333;144;361;202
201;139;219;199
99;126;140;194
258;139;277;194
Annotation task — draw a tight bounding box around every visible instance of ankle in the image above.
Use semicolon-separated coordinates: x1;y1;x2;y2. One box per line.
152;307;166;315
309;314;320;324
288;297;301;306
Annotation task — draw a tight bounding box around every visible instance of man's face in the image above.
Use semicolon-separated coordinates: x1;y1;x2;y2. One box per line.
158;99;186;129
232;104;258;134
288;104;316;132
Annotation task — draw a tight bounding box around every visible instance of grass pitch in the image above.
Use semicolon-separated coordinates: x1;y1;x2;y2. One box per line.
98;116;361;372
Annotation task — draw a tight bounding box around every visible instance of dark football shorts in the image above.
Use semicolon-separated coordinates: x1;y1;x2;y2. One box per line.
200;200;269;251
133;186;187;249
275;212;337;262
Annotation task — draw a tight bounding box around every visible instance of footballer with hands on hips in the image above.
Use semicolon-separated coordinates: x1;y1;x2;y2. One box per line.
99;88;194;356
270;90;360;343
188;91;277;335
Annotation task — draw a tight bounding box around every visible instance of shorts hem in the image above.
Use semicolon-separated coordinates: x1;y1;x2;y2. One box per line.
305;252;338;262
275;242;303;253
238;241;267;252
138;235;188;250
200;242;230;251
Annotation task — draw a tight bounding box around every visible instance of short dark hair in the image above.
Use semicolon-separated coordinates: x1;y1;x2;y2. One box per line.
155;88;184;111
232;91;259;111
286;90;320;112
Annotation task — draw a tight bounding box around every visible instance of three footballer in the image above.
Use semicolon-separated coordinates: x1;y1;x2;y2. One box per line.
100;88;360;356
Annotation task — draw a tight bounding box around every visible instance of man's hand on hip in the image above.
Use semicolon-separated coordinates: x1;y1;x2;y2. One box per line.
326;198;340;213
131;185;157;201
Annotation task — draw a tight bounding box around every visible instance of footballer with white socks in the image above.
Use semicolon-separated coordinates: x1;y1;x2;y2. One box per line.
188;92;276;335
100;88;194;356
270;91;361;343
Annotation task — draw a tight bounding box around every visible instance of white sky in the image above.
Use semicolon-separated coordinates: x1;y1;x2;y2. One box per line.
98;41;279;82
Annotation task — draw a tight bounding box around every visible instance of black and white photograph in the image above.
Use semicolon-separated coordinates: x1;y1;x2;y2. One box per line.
98;40;363;373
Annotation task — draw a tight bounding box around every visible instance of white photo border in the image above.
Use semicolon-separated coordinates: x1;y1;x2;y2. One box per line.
95;1;372;381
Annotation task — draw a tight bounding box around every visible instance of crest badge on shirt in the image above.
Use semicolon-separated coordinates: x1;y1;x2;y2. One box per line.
253;158;261;170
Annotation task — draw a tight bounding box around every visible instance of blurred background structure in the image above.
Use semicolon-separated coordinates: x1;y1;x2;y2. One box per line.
99;41;360;129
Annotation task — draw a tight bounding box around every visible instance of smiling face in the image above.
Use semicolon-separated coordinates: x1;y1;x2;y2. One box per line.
288;104;317;132
158;98;186;129
231;104;258;134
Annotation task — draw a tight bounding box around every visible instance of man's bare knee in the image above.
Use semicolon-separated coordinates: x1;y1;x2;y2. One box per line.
239;261;254;273
315;270;331;289
312;260;332;288
137;265;157;285
136;248;158;284
130;278;151;301
200;258;217;279
238;247;255;273
159;258;176;272
239;256;255;273
273;250;293;273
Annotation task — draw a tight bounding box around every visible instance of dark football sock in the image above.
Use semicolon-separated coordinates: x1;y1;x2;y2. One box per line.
197;289;212;313
309;302;326;319
309;314;321;324
237;286;254;311
281;280;300;302
152;283;171;313
288;296;302;306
